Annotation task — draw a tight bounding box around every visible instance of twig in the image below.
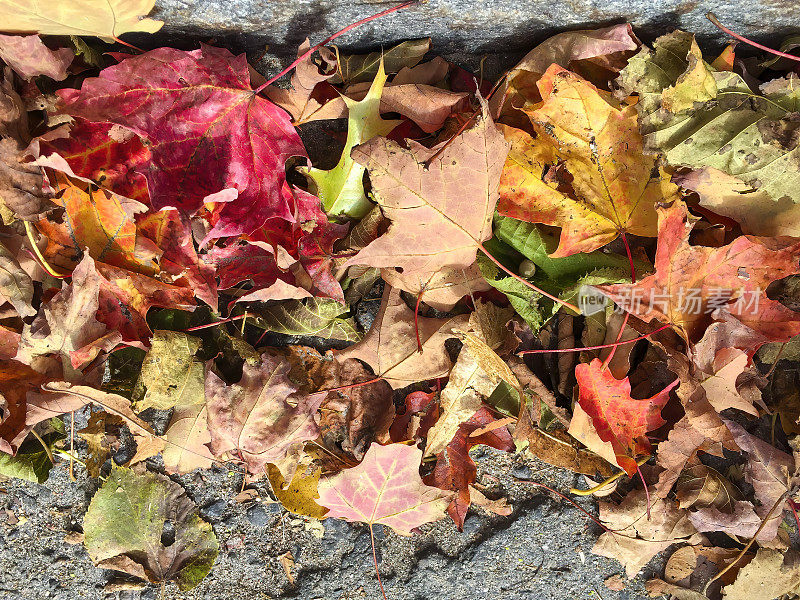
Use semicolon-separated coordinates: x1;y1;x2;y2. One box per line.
707;13;800;63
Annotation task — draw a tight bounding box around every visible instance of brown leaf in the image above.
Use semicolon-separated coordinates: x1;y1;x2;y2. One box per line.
205;351;324;478
0;34;72;81
592;489;700;578
78;411;123;477
337;285;467;389
525;427;616;478
380;263;490;312
425;406;513;529
675;464;743;511
0;137;48;221
688;500;766;541
721;419;793;541
722;548;800;600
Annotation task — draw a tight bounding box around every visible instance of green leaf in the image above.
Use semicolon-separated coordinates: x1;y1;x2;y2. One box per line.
492;215;646;281
621;32;800;205
133;330;204;412
83;468;218;591
478;255;544;330
0;433;60;483
304;61;400;217
330;38;431;84
250;298;361;342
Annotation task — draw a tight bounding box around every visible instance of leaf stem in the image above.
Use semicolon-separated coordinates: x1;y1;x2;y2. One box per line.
369;523;388;600
518;324;671;356
414;287;425;352
478;243;579;313
707;12;800;63
30;429;55;465
569;456;650;496
636;463;651;520
703;490;789;596
24;221;67;278
601;231;636;371
254;1;418;94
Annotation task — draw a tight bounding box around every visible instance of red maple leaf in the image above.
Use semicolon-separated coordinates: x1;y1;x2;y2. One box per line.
57;45;306;239
576;358;677;476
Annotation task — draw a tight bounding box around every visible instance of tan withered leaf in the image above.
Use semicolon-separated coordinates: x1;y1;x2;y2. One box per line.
592;489;700;578
205;351;324;478
318;442;451;535
722;549;800;600
161;403;214;475
0;0;163;39
424;346;498;459
134;330;204;412
675;464;743;512
337;286;468;389
78;411;123;477
688;500;766;541
342;101;508;282
380;263;491;312
525;427;616;478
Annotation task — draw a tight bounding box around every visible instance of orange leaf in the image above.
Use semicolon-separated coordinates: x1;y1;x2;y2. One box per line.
576;358;677;476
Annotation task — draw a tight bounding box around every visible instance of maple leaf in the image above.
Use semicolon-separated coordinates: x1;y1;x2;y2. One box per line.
250;298;360;342
341;100;508;281
599;201;800;344
676;166;800;238
623;31;800;205
592;489;700;578
83;468;218;591
304;61;400;218
205;350;324;478
0;240;34;318
0;0;163;39
0;137;48;221
492;23;639;117
57;44;307;239
425;406;513;530
266;463;328;519
337;285;468;389
35;170;160;275
317;442;451;535
37;118;152;204
0;34;72;81
381;262;491;312
496;67;680;257
16;254;118;379
576;357;677;476
721;548;800;600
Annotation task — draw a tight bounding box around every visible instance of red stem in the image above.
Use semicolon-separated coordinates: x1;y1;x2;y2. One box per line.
254;1;418;94
517;480;616;535
478;243;579;313
112;36;144;53
318;376;384;395
185;314;247;331
707;12;800;63
517;324;671;356
369;524;388;600
601;232;636;371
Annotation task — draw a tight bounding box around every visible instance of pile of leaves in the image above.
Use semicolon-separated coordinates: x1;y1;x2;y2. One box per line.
1;1;800;598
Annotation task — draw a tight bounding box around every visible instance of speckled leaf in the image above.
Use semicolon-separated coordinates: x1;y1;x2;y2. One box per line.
250;298;360;342
318;442;451;535
83;468;218;591
134;331;204;412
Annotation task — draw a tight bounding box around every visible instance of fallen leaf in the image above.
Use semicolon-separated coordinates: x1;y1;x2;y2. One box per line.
722;548;800;600
0;34;72;80
331;39;431;85
57;44;306;239
425;406;513;529
267;463;328;519
497;67;679;257
524;427;615;478
133;331;204;412
576;357;677;476
342;100;508;282
78;411;123;477
592;489;700;578
304;61;399;218
0;0;163;39
0;239;34;317
83;467;218;591
599;201;800;344
317;442;451;535
205;350;323;478
337;285;468;389
675;464;743;511
250;298;361;342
